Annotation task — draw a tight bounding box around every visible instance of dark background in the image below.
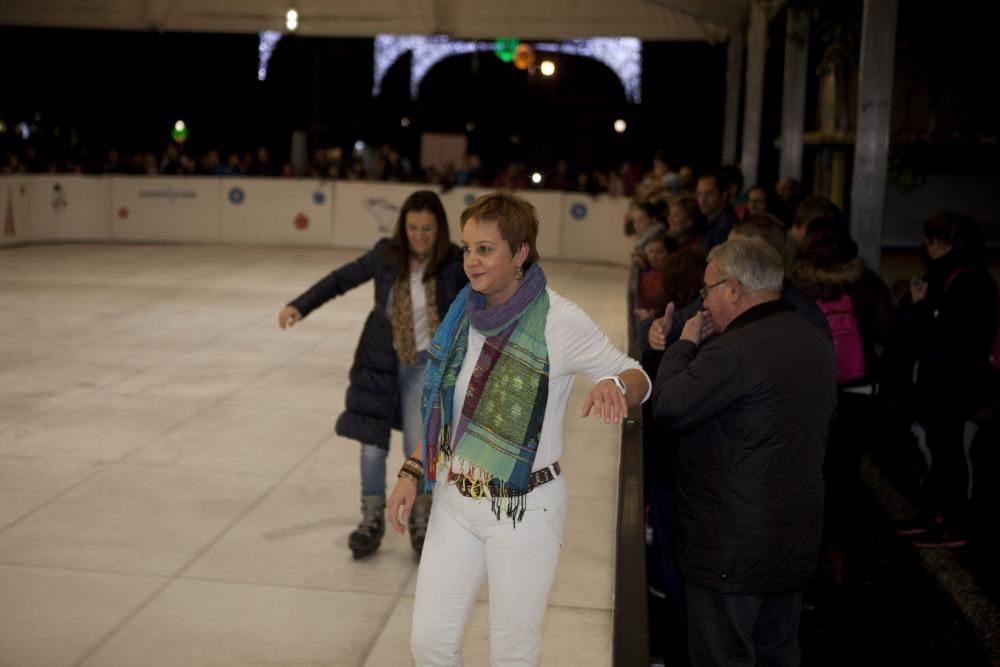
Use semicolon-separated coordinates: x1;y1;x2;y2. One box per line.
5;0;998;188
0;27;728;179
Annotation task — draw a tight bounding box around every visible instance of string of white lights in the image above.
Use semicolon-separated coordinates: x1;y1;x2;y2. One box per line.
372;34;427;96
410;38;487;99
258;30;283;81
373;35;642;103
534;38;642;103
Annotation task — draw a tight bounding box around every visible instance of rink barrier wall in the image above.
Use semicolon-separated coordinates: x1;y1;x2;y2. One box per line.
0;175;634;266
5;174;999;254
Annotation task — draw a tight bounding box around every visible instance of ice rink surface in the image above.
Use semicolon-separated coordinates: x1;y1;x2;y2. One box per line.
0;243;631;666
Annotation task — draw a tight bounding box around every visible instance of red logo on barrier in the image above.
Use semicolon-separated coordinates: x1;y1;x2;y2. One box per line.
294;213;309;230
117;207;129;220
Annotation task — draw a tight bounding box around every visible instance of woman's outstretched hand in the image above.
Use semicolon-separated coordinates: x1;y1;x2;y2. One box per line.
581;379;629;424
387;477;417;533
278;305;302;329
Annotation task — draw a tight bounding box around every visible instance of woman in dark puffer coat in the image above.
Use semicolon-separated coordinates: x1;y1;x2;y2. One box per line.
789;216;893;582
279;191;467;558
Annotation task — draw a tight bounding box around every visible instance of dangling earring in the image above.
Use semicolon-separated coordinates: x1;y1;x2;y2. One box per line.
515;265;524;280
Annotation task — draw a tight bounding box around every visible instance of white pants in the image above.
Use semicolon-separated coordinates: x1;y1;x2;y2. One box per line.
411;475;566;666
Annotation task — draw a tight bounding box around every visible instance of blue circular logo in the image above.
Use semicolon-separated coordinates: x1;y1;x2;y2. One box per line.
228;188;245;205
312;191;325;205
463;193;477;206
570;203;587;220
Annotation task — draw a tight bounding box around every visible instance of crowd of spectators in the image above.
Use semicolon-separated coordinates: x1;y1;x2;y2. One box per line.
623;160;999;663
1;135;698;199
0;140;300;179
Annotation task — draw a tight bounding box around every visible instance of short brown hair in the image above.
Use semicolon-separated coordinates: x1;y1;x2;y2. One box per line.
793;195;841;230
670;195;703;227
460;191;540;267
732;213;787;253
660;246;707;308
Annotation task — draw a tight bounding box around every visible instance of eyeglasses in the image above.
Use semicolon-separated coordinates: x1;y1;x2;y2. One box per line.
699;278;729;300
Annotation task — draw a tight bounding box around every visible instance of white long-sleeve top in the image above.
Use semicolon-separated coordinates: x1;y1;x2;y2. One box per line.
450;288;651;472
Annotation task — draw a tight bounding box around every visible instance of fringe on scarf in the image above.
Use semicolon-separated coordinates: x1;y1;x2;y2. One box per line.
489;483;528;528
446;455;529;528
446;455;493;487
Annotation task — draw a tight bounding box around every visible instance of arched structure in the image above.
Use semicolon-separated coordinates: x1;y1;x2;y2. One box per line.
372;34;643;103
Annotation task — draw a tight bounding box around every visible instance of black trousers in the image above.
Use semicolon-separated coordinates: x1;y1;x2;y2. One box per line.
685;583;803;667
922;410;969;527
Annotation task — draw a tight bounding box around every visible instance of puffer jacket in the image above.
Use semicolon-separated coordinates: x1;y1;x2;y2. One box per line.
290;239;467;448
652;301;837;594
790;256;893;384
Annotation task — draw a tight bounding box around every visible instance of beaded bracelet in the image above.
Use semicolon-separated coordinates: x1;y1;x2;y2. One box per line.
398;457;424;482
403;456;425;476
398;468;420;483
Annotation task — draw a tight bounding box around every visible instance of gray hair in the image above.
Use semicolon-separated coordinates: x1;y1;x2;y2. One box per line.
707;238;784;293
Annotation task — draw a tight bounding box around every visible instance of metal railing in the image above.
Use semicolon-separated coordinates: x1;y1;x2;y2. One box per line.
612;272;650;666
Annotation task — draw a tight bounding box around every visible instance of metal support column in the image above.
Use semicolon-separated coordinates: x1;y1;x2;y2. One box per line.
850;0;898;273
739;3;767;188
779;9;809;182
721;29;745;167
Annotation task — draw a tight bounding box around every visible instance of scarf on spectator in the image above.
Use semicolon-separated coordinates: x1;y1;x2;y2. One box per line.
390;265;440;365
421;263;549;518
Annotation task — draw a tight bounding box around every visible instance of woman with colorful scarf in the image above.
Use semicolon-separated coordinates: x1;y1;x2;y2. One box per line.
387;192;650;666
278;190;467;559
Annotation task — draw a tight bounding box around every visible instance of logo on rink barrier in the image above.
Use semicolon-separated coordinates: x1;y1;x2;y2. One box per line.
51;183;67;212
570;203;588;220
139;187;197;203
464;193;477;206
364;197;400;235
312;191;325;205
228;188;245;204
294;213;310;230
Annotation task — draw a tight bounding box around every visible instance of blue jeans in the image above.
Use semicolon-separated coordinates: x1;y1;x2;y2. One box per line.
360;351;428;499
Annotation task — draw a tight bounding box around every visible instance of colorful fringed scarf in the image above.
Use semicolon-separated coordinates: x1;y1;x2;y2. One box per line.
421;263;549;522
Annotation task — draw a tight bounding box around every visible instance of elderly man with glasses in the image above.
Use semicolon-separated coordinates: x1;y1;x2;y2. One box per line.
651;238;837;667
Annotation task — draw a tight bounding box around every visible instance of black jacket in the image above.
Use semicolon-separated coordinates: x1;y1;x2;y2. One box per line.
652;301;837;594
907;251;997;414
704;206;739;250
290;240;467;448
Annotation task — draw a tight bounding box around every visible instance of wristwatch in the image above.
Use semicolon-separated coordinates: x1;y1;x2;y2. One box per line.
608;375;627;395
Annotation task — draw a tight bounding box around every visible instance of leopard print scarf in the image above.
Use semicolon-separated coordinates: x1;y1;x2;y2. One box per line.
390;268;440;365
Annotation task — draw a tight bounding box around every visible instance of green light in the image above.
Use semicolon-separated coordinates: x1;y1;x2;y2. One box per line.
171;120;189;143
494;38;519;63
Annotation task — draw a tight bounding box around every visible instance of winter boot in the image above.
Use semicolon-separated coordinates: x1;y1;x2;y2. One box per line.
408;493;433;557
348;495;385;559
